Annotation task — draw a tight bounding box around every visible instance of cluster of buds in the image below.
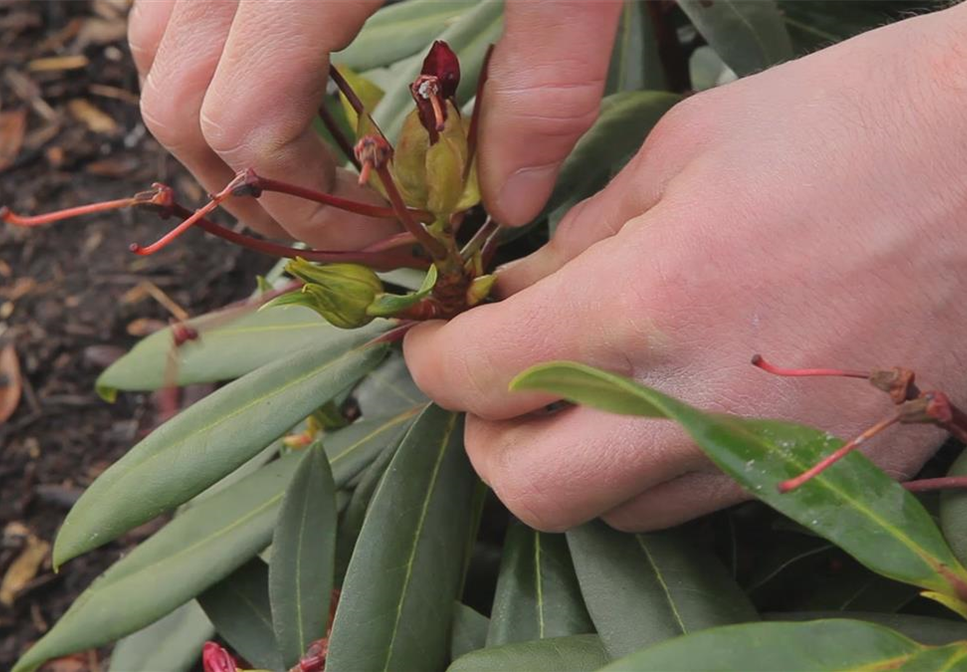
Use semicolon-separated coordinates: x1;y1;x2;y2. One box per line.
752;355;967;493
2;41;500;332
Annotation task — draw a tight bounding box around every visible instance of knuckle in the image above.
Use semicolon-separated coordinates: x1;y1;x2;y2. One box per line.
139;81;184;150
487;447;575;533
199;102;247;160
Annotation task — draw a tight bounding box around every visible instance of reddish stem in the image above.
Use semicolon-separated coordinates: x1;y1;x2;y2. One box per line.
363;231;418;253
3;197;142;226
751;354;869;380
318;103;361;170
329;65;387;142
903;477;967;493
374;164;447;259
464;44;494;184
137;185;427;270
255;174;430;221
778;414;899;493
131;172;250;255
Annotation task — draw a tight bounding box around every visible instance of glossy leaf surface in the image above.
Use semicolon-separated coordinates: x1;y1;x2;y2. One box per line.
97;305;335;396
566;520;756;659
326;406;477;672
448;635;609;672
270;442;337;668
678;0;793;76
600;619;967;671
511;362;967;604
487;523;592;646
108;601;213;672
15;458;300;672
56;324;387;565
198;559;282;671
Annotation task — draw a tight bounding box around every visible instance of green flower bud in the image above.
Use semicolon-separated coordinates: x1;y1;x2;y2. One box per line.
269;259;384;329
392;100;478;218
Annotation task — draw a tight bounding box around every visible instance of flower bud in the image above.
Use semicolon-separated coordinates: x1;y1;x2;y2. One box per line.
393;102;477;217
466;273;496;307
202;642;237;672
267;259;384;329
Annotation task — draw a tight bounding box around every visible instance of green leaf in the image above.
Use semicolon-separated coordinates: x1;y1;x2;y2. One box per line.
448;635;609;672
270;442;337;668
940;449;967;566
55;324;388;566
546;91;680;220
108;601;213;672
793;570;918;614
605;0;664;94
451;602;489;661
766;612;967;647
511;362;967;605
326;406;477;672
566;520;756;659
599;619;967;671
324;407;420;486
198;559;282;671
334;0;480;72
353;353;427;419
96;304;338;397
367;265;438;317
778;1;899;54
677;0;793;77
14;457;301;672
487;523;592;646
334;423;405;583
374;1;504;141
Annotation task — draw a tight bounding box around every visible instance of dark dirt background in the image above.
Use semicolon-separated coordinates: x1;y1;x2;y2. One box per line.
0;1;271;668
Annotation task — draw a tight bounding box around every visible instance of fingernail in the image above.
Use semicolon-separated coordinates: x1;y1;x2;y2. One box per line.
496;164;560;226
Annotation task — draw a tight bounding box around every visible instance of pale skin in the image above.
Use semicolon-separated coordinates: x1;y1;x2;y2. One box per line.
130;0;967;531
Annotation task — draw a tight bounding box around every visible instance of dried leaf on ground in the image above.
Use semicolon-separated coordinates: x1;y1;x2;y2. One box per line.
0;343;23;424
0;109;28;172
67;99;118;135
0;533;51;606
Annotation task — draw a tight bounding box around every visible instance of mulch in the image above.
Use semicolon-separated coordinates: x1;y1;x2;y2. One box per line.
0;1;272;668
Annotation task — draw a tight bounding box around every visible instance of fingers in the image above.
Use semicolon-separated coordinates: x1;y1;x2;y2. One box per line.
479;0;622;226
128;0;175;78
496;93;719;297
404;230;665;420
465;408;707;532
136;0;287;239
199;0;398;250
601;472;747;532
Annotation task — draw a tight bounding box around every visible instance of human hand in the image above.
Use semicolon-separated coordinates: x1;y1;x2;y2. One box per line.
127;0;623;247
404;5;967;532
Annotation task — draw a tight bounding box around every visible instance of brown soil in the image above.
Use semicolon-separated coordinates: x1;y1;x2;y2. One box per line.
0;2;271;667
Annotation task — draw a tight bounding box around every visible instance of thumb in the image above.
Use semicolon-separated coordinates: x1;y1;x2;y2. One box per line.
479;0;623;226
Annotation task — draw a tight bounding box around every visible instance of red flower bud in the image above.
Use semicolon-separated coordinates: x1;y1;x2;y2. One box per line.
202;642;237;672
422;40;460;99
410;41;461;142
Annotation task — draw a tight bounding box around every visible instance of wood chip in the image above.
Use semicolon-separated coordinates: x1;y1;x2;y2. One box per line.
88;83;140;105
0;344;22;425
0;108;27;172
75;17;128;48
3;68;58;122
27;55;89;73
0;533;49;606
67;98;118;135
